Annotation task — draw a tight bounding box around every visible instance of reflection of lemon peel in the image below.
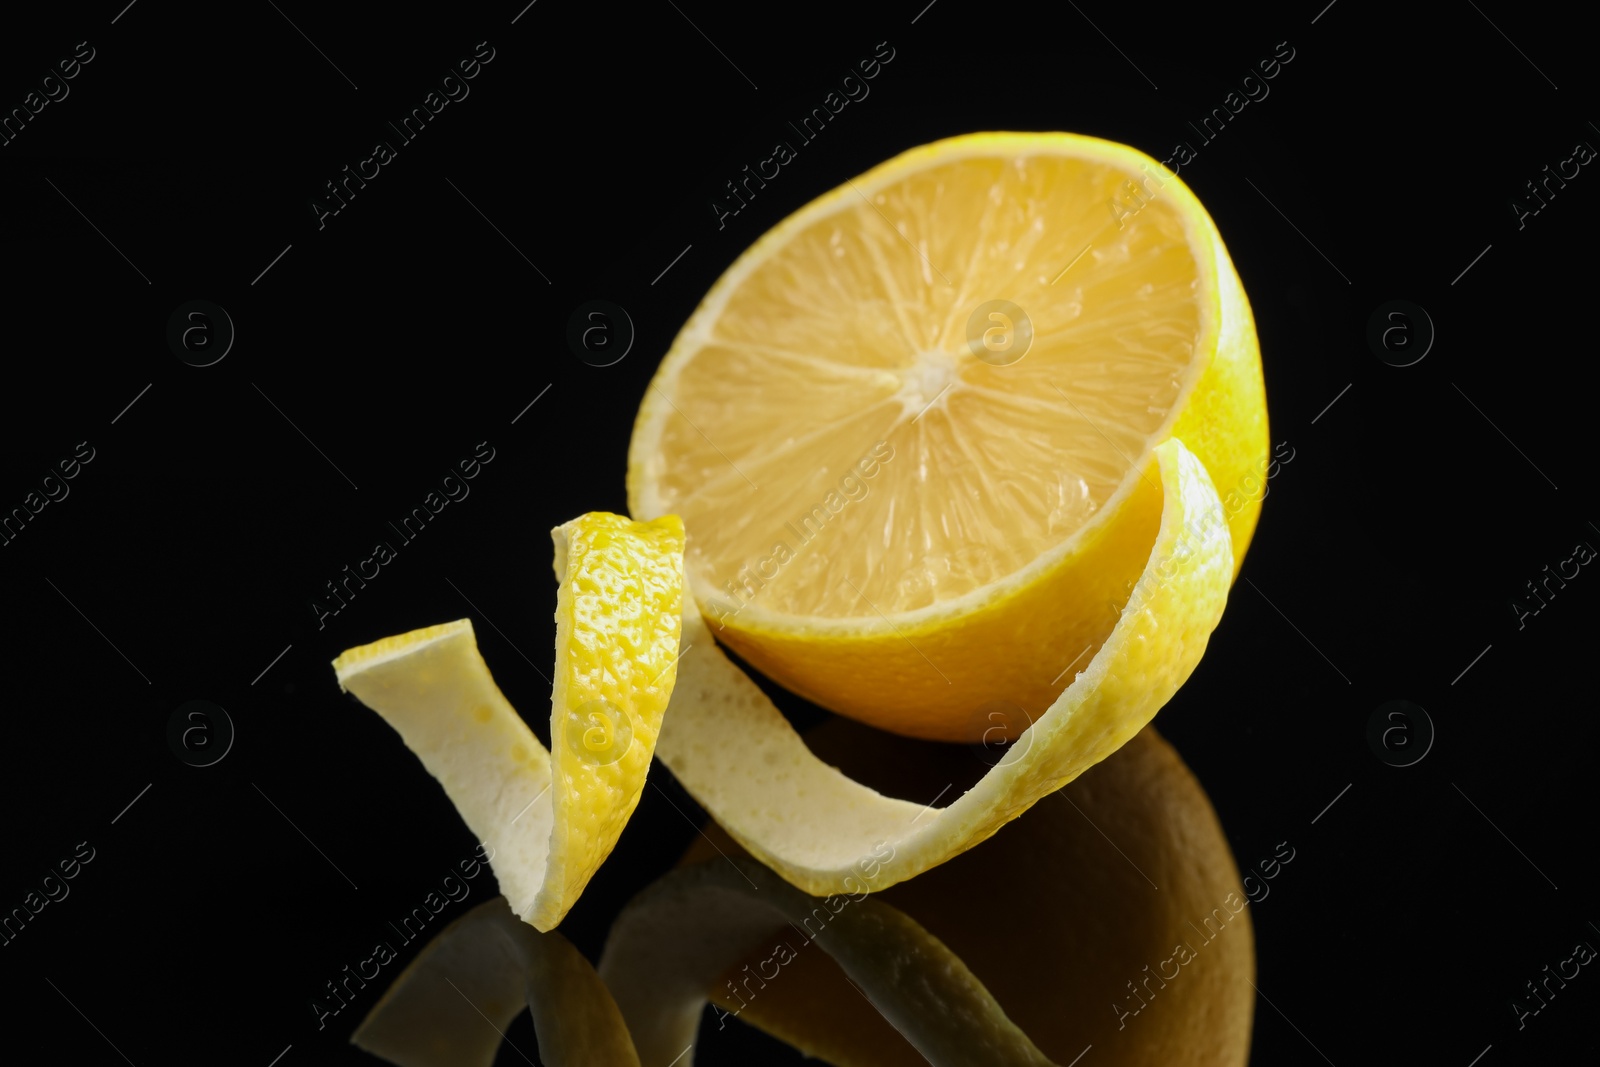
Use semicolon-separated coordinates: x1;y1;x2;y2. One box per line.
352;896;641;1067
598;858;1057;1067
333;511;684;931
684;725;1254;1067
653;438;1231;897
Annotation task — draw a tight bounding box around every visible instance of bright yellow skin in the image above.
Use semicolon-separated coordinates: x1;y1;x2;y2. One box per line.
548;512;687;916
333;512;685;932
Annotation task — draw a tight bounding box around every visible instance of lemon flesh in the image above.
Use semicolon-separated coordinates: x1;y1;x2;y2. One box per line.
332;512;685;931
628;132;1266;740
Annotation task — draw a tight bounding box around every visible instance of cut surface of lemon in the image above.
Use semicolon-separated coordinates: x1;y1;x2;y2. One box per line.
352;896;641;1067
628;131;1266;741
332;511;684;931
652;438;1230;896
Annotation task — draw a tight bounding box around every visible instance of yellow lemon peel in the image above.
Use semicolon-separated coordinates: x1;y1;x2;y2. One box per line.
333;512;684;931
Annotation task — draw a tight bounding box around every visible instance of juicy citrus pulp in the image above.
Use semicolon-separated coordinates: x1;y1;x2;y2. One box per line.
332;511;684;931
627;131;1266;741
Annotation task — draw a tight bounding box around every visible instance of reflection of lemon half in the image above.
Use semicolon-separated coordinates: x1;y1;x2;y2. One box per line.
680;723;1253;1067
599;858;1056;1067
628;131;1266;741
333;512;684;931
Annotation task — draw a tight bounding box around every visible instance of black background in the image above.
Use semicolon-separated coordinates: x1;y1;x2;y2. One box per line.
2;0;1596;1063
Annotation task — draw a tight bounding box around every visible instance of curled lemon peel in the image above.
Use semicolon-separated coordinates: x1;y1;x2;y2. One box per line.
651;438;1231;896
333;512;684;931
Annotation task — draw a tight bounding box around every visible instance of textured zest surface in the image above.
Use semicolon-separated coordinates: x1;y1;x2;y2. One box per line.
332;512;685;931
598;859;1057;1067
628;131;1266;741
547;512;688;924
651;439;1232;896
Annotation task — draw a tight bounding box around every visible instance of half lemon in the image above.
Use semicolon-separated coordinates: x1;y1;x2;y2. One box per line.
627;132;1266;741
